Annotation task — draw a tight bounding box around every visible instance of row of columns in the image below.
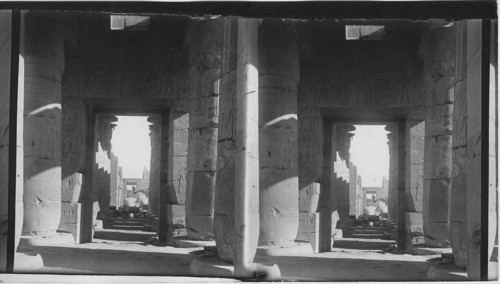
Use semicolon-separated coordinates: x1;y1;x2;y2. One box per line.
420;21;498;279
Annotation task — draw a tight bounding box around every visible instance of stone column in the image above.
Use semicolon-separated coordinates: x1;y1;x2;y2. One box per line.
214;17;239;262
385;124;398;223
22;12;64;235
159;111;189;244
0;10;24;271
464;20;497;280
336;125;355;230
348;163;358;217
185;19;222;240
422;25;455;248
147;115;160;216
396;121;407;250
258;19;300;247
296;107;323;252
109;154;119;209
95;114;117;214
403;109;426;249
319;123;337;252
450;20;468;269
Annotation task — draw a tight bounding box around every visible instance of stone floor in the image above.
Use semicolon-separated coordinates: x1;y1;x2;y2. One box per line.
3;222;490;282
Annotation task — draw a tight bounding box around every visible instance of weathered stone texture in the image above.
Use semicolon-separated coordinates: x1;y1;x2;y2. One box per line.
258;20;300;245
296;213;320;253
298;22;424;109
148;115;161;216
62;14;190;101
23;12;64;235
422;25;455;248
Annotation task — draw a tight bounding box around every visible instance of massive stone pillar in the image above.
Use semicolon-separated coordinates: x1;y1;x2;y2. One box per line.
319;124;337;252
464;20;497;280
147;115;160;216
258;19;300;247
109;154;119;209
397;121;407;250
95;114;117;214
158;111;189;244
60;98;88;242
403;108;426;248
22;12;64;235
348;163;358;217
214;17;238;262
296;108;323;252
385;124;398;223
0;10;24;271
185;20;222;240
336;125;354;232
450;20;468;269
422;25;455;247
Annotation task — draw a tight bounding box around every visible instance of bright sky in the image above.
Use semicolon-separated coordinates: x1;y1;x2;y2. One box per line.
349;125;389;187
111;116;151;178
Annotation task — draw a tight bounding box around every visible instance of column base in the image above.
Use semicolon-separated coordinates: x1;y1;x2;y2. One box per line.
256;241;313;256
190;255;280;280
296;212;320;253
19;232;74;247
171;236;216;248
13;249;44;273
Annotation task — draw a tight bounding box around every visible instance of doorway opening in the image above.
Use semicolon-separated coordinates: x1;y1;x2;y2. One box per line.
333;124;395;251
94;114;157;244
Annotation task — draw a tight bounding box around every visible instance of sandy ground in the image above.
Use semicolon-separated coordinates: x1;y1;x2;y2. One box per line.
8;220;444;282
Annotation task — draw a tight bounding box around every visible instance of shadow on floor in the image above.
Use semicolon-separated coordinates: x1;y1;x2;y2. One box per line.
93;230;155;242
26;245;193;276
266;254;431;281
333;238;394;250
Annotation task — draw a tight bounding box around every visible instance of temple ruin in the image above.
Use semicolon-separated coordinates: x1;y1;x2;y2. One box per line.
0;4;497;281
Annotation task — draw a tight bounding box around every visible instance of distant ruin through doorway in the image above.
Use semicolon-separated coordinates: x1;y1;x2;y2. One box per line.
349;125;390;219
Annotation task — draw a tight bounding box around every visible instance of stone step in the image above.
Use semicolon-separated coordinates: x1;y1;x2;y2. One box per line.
348;229;387;234
348;226;392;231
345;233;386;239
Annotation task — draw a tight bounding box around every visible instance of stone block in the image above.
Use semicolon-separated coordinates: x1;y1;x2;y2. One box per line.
425;136;453;179
406;211;423;235
61;173;82;203
186;171;215;215
426;105;453;137
424;179;451;223
424;222;450;247
260;212;299;244
187;128;218;172
189;96;219;129
259;129;298;170
167;204;186;226
405;176;424;213
296;213;320;252
186;214;214;240
450;221;468;269
213;213;237;262
299;182;320;213
57;203;81;243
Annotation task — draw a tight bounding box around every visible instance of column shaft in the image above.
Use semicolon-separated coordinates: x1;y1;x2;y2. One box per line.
185;20;222;240
23;12;64;234
422;25;455;247
214;17;238;262
258;19;300;245
450;20;468;268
